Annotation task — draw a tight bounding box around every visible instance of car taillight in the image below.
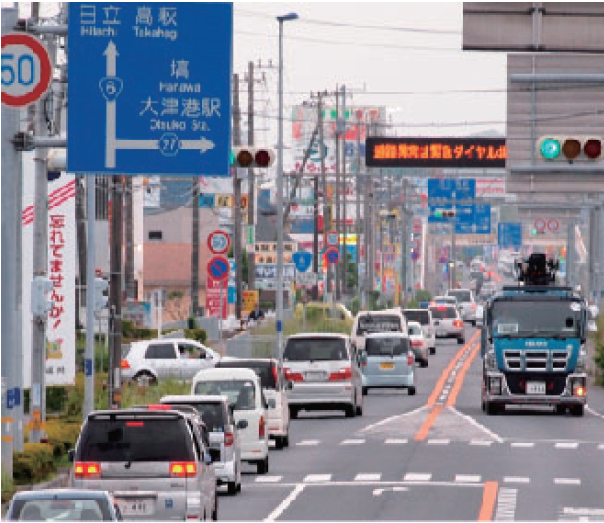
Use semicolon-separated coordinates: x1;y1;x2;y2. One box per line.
471;303;476;310
259;416;265;438
170;462;197;478
329;366;353;381
283;368;304;382
407;353;414;366
410;340;422;348
224;431;234;447
453;320;463;327
148;404;171;410
120;359;130;369
74;461;101;479
272;365;279;386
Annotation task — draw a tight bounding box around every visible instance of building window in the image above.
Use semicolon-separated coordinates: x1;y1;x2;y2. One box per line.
148;230;163;241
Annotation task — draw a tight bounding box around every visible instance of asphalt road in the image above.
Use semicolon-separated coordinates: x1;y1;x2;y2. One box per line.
220;325;604;522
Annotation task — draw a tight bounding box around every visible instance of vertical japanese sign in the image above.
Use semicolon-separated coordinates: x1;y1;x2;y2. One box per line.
68;3;232;176
22;175;76;386
205;276;227;319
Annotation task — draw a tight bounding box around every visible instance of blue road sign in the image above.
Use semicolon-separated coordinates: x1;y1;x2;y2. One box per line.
199;194;215;208
456;204;491;234
498;222;523;248
292;251;312;273
227;286;236;304
325;247;339;264
68;3;232;176
207;255;229;281
427;178;476;204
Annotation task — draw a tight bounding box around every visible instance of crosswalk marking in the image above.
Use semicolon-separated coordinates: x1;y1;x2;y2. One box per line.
303;474;332;483
341;439;365;445
384;438;408;444
403;473;432;482
503;477;530;484
454;474;481;483
554;478;581;486
354;473;382;481
511;442;535;448
427;439;450;445
555;442;579;449
495;488;518;521
255;476;283;483
296;440;320;446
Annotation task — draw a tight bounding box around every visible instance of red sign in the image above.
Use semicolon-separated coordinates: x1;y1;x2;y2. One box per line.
1;33;52;107
205;276;227;319
207;255;230;282
207;230;231;255
325;246;339;264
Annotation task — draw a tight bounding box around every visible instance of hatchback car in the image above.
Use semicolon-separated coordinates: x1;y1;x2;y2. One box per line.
283;333;363;418
191;367;270;474
429;305;465;344
361;333;416;395
69;408;218;521
215;358;291;449
403;308;436;354
351;310;407;351
5;489;121;521
120;338;219;385
160;394;242;495
407;321;429;367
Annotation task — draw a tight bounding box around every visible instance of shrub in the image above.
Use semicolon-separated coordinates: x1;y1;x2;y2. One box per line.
415;289;432;303
184;328;207;344
121;379;191;408
45;419;82;458
594;314;604;384
1;467;14;503
13;443;55;484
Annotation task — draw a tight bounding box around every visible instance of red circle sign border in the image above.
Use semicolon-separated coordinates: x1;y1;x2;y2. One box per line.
547;219;559;232
325;246;339;264
534;218;546;233
207;255;230;282
325;230;339;246
207;230;231;255
1;33;52;108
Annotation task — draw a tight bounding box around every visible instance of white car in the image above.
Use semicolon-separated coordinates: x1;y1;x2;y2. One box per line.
191;368;270;474
403;308;436;354
407;321;429;367
121;338;219;384
446;289;478;326
429;305;465;344
351;309;408;352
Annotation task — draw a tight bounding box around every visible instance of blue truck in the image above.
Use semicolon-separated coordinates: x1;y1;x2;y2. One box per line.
480;254;592;416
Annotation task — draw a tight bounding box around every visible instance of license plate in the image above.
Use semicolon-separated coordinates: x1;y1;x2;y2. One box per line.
118;499;154;517
437;330;446;337
526;381;546;395
305;371;325;381
380;362;395;370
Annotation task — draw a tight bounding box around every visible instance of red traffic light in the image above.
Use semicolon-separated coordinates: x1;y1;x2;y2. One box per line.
584;139;602;160
254;148;273;167
232;147;275;168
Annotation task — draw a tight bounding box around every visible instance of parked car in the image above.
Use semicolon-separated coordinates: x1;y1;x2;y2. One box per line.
215;358;291;449
403;308;436;354
351;309;407;351
407;321;429;367
446;288;477;326
361;333;416;395
160;394;242;495
5;489;121;521
69;408;218;521
429;305;465;344
120;338;219;385
191;367;270;474
283;333;363;418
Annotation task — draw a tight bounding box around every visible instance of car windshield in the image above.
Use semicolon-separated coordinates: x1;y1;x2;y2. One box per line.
404;311;429;325
357;314;401;334
10;498;112;521
217;362;277;389
365;337;409;357
448;290;471;302
430;307;457;319
491;300;582;338
78;416;194;462
169;402;225;432
283;338;348;361
408;324;422;336
194;380;256;410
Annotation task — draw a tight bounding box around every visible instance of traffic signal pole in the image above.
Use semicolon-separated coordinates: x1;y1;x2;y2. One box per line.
232;73;243;320
247;61;256;294
84;176;96;419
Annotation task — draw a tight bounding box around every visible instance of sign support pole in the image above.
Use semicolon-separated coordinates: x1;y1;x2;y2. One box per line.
84;176;96;420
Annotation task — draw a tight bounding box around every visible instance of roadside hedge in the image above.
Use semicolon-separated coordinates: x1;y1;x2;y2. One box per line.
13;443;55;484
45;419;81;458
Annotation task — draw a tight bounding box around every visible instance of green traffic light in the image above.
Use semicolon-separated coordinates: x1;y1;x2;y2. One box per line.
531;228;538;236
434;210;443;218
540;138;561;160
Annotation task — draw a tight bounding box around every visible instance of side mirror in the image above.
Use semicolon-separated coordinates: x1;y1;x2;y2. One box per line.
236;419;248;430
228;404;235;417
68;449;75;463
209;448;221;463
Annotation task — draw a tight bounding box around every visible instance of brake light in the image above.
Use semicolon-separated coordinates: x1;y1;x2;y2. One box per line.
74;462;101;479
148;404;171;410
224;431;234;447
436;306;447;311
453;320;463;328
283;368;304;382
170;462;197;478
120;359;130;369
272;364;279;386
471;303;476;310
329;366;353;381
407;353;414;366
126;421;144;427
410;340;422;348
259;416;265;438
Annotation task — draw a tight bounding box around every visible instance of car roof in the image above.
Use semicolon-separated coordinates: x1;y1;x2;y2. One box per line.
365;332;409;339
407;321;423;328
192;367;261;382
287;332;349;340
403;309;430;313
11;489;111;501
160;394;230;405
218;357;277;364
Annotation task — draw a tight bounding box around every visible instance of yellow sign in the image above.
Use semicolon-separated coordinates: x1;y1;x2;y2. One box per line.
242;290;259;313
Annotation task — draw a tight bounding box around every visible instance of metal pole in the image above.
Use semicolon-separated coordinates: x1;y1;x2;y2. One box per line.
233;73;243;320
124;177;135;300
84;176;96;419
355;117;362;308
334;86;342;301
401;179;408;306
451;194;457;289
191;179;200;315
247;61;256;292
276;18;285;359
318;93;329;303
109;177;123;409
341;85;348;297
567;220;575;287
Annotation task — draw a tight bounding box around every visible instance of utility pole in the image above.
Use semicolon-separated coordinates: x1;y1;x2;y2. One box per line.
191;178;200;316
355;117;363;308
75;177;87;328
124;177;135;300
84;176;96;419
232;73;243;320
401;179;409;306
317;92;329;302
334;86;341;301
247;61;256;293
341;85;348;297
451;193;457;289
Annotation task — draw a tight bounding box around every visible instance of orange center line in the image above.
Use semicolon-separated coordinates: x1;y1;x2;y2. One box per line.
478;481;499;521
446;341;483;407
414;405;443;442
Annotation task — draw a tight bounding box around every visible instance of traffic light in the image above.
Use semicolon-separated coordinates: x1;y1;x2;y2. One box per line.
538;136;602;162
94;278;109;313
231;147;275;168
434;209;456;219
31;276;54;318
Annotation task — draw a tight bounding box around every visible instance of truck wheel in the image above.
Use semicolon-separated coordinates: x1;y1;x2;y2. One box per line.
555;405;566;415
256;456;269;474
274;436;284;450
486;402;499;415
362;386;368;396
421;358;428;368
345;404;356;418
457;337;465;345
408;386;416;396
570;405;584;417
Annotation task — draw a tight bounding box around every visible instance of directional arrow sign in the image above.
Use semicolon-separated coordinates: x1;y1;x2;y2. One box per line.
68;3;232;176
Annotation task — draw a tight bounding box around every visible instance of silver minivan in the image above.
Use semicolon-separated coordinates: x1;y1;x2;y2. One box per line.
283;333;363;418
69;409;218;521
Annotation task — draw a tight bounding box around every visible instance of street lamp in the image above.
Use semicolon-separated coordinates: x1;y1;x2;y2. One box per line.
276;12;298;360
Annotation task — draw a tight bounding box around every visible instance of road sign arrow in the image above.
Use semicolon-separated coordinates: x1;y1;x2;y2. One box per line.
181;137;216;154
103;40;118;77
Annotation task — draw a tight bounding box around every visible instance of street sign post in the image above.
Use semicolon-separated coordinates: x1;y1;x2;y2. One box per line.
68;3;232;175
207;255;229;282
1;33;52;107
207;230;231;255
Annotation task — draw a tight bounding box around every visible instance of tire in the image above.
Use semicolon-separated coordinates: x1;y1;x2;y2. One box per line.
570;404;584;417
356;399;363;416
429;347;436;355
283;434;289;448
227;480;238;495
362;387;368;396
133;371;156;386
345;404;356;418
274;436;284;450
457;337;465;345
408;386;416;396
289;406;299;419
421;358;428;368
555;405;566;416
486;402;499;416
256;456;269;474
471;321;477;327
211;494;218;521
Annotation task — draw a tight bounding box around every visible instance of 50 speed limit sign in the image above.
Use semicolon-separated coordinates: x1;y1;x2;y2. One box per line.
2;33;52;107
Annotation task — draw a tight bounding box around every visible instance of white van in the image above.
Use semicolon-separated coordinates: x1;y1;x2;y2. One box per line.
191;368;270;474
351;309;408;352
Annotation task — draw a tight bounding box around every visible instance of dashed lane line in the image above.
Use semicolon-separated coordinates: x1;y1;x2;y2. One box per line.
555;442;579;449
427;439;450;445
470;440;495;447
340;439;365;445
503;477;530;484
384;438;408;444
455;474;481;483
296;439;320;446
303;474;332;483
554;478;581;486
511;442;535;448
355;473;382;481
403;473;432;482
256;476;283;483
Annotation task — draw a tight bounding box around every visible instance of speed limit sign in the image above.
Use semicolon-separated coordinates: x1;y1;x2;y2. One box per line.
1;33;52;107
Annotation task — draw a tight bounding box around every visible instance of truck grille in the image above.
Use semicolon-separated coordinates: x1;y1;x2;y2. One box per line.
505;374;568;395
503;349;569;372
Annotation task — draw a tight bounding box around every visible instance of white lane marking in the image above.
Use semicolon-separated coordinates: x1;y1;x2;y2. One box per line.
555;442;579;449
373;488;384;497
355;473;381;481
455;475;481;483
470;440;494;446
385;438;408;445
296;439;320;446
256;476;283;483
404;473;432;482
427;439;450;445
360;405;428;432
503;477;530;484
373;486;408;496
495;488;518;521
554;478;581;486
303;474;332;483
586;406;604;420
341;439;365;445
251;479;486;489
598;444;604;450
448;406;504;443
264;484;305;522
511;442;535;448
562;507;604;517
